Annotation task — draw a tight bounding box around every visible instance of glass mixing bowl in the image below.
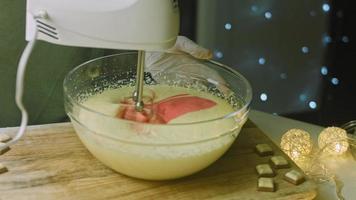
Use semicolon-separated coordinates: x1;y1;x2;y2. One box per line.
64;52;252;180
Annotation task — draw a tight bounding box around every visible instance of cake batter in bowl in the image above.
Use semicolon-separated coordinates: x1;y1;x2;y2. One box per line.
64;52;252;180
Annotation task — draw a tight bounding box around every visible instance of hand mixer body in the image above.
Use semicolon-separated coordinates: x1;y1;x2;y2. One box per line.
26;0;180;111
26;0;180;51
0;0;179;151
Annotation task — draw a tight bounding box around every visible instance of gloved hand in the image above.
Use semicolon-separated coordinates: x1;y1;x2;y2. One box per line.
146;36;230;95
145;36;229;90
146;35;213;67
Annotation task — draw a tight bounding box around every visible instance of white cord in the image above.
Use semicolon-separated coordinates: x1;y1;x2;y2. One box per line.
0;16;38;150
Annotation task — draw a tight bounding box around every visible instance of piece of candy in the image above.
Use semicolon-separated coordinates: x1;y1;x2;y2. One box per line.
256;164;275;177
257;177;275;192
284;169;305;185
0;143;10;155
0;163;8;174
255;143;274;156
117;93;216;124
269;155;290;169
0;134;11;143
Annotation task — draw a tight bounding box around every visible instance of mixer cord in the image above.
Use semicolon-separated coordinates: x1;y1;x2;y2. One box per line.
0;15;38;150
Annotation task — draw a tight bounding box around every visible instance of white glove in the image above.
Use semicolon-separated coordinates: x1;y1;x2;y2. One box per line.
146;36;212;66
145;36;228;91
146;36;213;73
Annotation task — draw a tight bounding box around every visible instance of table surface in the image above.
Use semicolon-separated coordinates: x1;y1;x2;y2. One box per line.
249;110;356;200
0;110;354;199
0;121;317;200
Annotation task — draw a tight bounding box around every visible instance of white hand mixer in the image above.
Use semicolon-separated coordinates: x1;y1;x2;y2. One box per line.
1;0;179;150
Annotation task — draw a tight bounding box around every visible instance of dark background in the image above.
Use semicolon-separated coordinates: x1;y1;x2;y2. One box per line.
179;0;356;127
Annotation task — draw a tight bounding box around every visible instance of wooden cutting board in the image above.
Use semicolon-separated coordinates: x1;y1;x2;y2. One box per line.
0;121;317;200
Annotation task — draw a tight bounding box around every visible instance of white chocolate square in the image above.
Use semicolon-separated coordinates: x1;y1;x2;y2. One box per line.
255;144;274;156
0;134;11;143
257;177;275;192
0;142;10;155
256;164;275;177
0;163;8;174
270;156;289;169
284;169;305;185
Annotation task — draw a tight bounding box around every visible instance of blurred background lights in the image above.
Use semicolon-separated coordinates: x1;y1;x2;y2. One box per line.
301;46;310;54
337;11;344;18
193;0;355;120
309;10;317;16
251;5;258;12
341;36;349;43
299;94;307;101
280;73;287;79
331;77;339;85
321;66;328;75
214;50;223;59
309;101;317;109
258;57;266;65
260;93;268;101
264;11;272;19
224;23;232;30
322;34;332;45
322;3;330;12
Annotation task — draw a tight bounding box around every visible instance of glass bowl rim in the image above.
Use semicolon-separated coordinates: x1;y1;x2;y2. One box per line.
63;52;253;127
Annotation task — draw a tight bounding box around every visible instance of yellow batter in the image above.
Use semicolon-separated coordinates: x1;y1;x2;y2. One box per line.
72;85;242;180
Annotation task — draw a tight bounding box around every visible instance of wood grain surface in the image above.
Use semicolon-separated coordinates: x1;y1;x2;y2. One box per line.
0;121;317;200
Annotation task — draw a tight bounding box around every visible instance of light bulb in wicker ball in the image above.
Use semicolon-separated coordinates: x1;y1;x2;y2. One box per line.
318;127;349;155
280;129;313;160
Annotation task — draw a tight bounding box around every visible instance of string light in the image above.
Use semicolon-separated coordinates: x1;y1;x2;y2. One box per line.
280;127;354;198
318;127;349;155
280;129;313;160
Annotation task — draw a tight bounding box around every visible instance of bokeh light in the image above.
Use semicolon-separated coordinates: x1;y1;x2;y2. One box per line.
260;93;268;101
341;36;349;43
264;11;272;19
321;66;328;75
224;23;232;30
258;57;266;65
214;50;224;59
331;77;339;85
309;101;317;109
322;3;330;12
301;46;310;54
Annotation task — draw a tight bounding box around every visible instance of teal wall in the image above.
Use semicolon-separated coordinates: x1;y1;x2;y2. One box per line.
0;1;119;127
